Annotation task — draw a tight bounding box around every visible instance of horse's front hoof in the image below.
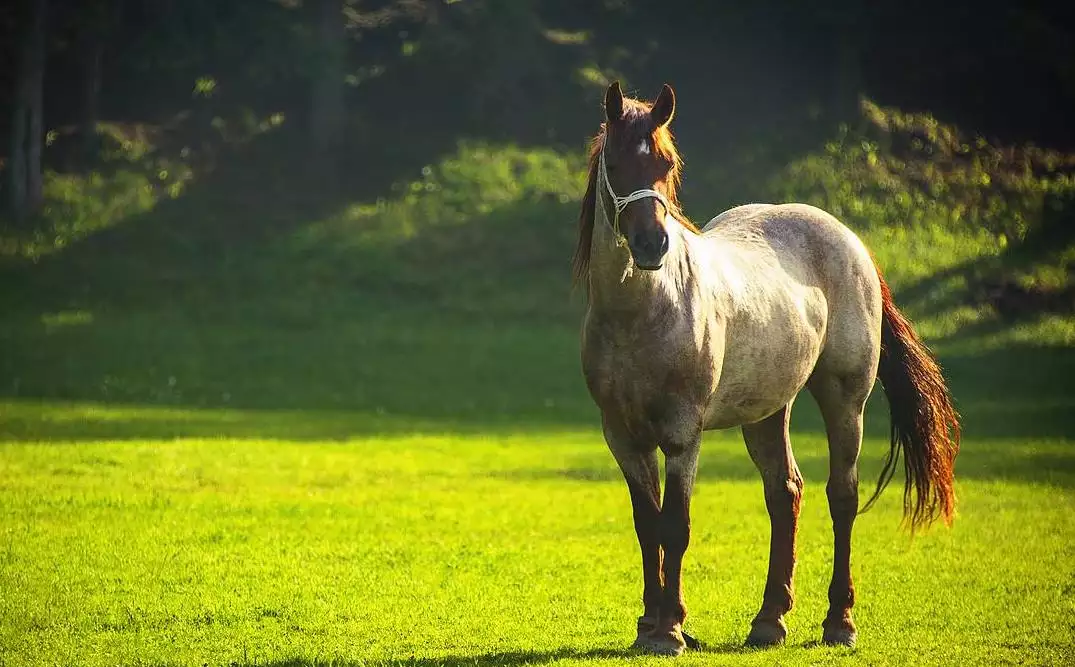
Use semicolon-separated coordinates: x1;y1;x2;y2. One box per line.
631;615;657;650
745;618;787;648
821;618;857;648
633;623;687;656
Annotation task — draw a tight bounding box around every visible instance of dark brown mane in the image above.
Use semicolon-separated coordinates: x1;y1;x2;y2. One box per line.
572;97;697;285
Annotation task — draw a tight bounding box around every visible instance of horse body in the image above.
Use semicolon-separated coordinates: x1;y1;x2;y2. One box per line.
576;83;959;656
584;202;879;436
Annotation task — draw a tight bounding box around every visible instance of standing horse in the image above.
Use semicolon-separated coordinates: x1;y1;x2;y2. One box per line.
576;82;960;655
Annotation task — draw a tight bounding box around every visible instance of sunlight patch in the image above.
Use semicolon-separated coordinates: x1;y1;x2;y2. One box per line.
41;310;94;330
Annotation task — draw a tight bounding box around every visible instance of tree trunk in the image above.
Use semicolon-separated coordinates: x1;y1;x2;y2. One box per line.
80;0;120;166
8;98;28;221
26;0;47;212
309;0;345;172
8;0;48;220
81;32;103;164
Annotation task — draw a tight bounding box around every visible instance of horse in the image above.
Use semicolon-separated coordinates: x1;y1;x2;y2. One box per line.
574;82;960;655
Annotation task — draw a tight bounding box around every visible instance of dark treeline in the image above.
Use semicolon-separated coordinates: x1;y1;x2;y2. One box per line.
3;0;1074;220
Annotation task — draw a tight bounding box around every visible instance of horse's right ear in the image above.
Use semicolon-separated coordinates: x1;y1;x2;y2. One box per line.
604;81;624;123
651;83;675;127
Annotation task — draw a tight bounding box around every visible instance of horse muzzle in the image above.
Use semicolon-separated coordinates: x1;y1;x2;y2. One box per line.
627;227;669;271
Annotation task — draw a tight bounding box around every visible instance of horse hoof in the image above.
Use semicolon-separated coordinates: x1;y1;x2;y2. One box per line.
636;638;685;657
821;624;857;648
633;624;687;656
631;615;657;651
745;618;787;648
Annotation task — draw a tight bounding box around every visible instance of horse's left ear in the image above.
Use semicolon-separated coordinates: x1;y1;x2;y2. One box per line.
651;83;676;127
605;81;625;123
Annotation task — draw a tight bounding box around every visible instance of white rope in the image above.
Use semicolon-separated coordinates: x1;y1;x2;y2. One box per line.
596;139;672;241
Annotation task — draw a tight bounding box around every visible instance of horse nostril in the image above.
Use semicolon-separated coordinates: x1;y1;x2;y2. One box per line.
659;232;669;254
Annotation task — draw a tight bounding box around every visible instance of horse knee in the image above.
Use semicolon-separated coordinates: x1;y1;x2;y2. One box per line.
764;473;803;515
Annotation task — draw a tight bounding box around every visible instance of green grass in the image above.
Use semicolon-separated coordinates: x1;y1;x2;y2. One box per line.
2;137;1075;665
2;407;1074;666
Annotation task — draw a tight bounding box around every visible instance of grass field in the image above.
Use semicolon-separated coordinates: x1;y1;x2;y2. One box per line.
2;401;1074;666
2;142;1075;666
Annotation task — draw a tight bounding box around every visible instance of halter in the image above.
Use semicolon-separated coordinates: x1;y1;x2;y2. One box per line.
596;138;672;240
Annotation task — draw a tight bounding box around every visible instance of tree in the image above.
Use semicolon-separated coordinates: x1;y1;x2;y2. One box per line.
7;0;48;221
309;0;345;166
78;0;120;164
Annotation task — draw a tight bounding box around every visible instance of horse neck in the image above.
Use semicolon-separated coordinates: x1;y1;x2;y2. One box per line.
586;209;694;317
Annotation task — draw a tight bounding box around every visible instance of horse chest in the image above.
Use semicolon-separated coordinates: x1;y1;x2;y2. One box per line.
583;323;713;439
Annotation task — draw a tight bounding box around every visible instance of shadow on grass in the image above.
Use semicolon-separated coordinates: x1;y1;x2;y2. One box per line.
2;319;1071;436
250;649;632;667
4;334;1074;492
235;640;822;667
498;437;1075;489
0;399;597;443
893;208;1075;326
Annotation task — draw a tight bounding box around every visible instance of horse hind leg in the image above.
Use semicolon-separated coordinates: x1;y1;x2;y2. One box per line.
808;366;874;648
742;403;803;647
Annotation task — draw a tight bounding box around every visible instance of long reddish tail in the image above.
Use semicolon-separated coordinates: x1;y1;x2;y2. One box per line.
862;273;961;528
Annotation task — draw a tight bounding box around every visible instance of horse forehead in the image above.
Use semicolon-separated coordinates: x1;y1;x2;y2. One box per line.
610;131;659;168
610;118;653;148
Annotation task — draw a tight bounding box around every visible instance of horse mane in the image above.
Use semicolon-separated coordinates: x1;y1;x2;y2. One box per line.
572;97;697;285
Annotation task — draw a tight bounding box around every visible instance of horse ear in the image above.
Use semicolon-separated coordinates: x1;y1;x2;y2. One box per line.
604;81;624;123
651;83;675;127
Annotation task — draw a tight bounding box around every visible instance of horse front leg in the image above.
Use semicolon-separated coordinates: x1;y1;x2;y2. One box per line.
605;426;664;649
743;404;803;647
645;433;702;656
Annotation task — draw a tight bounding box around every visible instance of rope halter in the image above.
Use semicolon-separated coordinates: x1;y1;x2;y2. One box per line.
596;138;672;241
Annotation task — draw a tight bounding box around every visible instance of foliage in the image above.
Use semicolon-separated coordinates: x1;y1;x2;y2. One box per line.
307;141;583;245
0;123;194;261
772;99;1075;241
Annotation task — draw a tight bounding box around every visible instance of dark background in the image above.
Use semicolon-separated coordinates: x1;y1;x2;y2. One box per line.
3;0;1074;192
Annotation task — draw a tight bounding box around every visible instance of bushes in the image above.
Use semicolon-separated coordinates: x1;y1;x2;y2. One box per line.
1;122;194;261
306;140;584;247
772;99;1075;242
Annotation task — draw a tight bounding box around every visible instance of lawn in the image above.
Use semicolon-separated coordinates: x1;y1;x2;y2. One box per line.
1;401;1074;666
2;298;1074;666
2;142;1075;666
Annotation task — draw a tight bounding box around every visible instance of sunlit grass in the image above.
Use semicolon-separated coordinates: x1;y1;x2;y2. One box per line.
1;409;1073;666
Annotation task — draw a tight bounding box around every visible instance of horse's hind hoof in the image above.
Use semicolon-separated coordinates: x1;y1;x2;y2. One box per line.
745;618;787;648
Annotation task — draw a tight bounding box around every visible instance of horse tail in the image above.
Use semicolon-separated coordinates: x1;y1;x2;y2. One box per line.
862;273;960;529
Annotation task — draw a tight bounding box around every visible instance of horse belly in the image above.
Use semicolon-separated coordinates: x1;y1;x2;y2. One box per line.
703;310;823;429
